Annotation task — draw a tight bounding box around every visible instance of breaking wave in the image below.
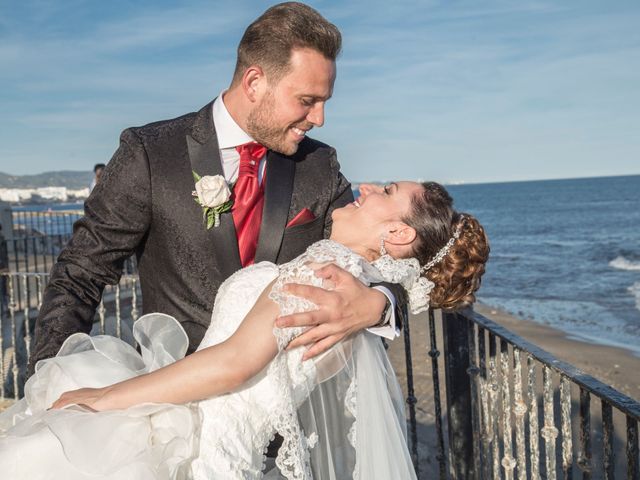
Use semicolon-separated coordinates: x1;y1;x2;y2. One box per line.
609;256;640;271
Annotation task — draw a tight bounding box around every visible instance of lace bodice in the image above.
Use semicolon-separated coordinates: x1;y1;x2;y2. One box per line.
191;240;424;479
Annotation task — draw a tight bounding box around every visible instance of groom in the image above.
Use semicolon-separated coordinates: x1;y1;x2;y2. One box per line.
28;2;402;374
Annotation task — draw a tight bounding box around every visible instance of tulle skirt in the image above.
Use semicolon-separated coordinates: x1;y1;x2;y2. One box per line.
0;314;199;480
0;314;417;479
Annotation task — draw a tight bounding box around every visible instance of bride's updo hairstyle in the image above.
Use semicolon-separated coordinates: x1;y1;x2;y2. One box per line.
403;182;489;310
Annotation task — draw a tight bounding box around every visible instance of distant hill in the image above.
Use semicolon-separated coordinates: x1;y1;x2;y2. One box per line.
0;171;403;190
0;171;93;189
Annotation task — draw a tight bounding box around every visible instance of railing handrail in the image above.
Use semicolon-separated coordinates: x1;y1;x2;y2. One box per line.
1;271;50;278
12;209;84;214
0;271;138;280
465;308;640;420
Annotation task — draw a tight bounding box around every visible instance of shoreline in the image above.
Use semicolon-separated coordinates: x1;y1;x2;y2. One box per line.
477;300;640;358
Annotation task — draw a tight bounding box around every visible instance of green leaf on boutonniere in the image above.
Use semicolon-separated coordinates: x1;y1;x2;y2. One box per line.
213;199;234;213
192;170;202;183
203;200;234;229
206;210;216;229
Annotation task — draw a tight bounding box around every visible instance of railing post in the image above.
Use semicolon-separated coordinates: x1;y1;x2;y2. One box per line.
401;305;419;475
442;310;475;479
0;202;13;242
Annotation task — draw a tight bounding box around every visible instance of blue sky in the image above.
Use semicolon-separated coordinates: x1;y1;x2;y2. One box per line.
0;0;638;184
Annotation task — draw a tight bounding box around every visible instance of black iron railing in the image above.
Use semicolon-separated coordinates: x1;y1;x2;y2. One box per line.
1;208;136;285
0;272;142;399
409;309;640;479
7;209;80;273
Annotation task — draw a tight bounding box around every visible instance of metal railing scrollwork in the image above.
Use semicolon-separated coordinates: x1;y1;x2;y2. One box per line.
410;309;640;479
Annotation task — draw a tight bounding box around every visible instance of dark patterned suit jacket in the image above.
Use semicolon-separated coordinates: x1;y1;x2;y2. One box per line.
29;101;354;372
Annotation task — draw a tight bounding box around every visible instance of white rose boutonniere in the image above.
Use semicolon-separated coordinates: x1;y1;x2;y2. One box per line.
192;172;233;229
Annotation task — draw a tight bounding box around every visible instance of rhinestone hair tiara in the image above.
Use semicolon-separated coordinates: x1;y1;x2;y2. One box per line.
420;217;465;274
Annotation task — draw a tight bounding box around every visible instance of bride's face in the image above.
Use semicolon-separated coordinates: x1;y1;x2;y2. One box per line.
331;181;424;252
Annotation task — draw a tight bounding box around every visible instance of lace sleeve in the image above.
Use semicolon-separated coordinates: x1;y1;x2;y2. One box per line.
371;254;435;314
268;240;368;350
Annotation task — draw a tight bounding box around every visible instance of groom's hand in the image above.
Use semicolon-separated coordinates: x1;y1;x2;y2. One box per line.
276;264;386;360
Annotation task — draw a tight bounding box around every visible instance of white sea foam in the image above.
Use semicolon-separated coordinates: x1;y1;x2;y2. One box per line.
629;282;640;311
609;256;640;271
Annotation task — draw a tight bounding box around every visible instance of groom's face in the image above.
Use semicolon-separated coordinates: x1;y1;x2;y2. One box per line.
247;48;336;155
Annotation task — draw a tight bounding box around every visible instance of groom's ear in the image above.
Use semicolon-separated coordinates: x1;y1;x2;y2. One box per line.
386;223;417;247
242;66;266;103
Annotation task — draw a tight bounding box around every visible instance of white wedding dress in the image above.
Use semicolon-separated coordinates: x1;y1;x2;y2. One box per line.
0;240;424;479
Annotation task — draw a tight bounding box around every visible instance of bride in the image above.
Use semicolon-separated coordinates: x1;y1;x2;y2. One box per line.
0;181;489;479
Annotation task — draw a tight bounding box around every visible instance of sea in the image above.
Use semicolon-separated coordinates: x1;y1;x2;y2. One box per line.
14;175;640;355
446;174;640;356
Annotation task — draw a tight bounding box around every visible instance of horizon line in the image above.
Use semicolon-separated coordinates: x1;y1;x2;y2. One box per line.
353;172;640;186
1;170;639;187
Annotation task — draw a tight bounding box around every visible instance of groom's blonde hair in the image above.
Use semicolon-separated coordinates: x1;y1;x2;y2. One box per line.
231;2;342;86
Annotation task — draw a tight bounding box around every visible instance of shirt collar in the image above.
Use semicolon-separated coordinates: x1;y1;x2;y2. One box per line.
212;91;254;149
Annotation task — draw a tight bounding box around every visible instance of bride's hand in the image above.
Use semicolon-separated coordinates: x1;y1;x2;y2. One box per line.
50;387;111;411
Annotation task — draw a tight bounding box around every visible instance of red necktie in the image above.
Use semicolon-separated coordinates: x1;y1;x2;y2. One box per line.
232;142;267;267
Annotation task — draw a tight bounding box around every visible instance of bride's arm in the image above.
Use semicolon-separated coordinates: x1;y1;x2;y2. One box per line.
52;280;281;411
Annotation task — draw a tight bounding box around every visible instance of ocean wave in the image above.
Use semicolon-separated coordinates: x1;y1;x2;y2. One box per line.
609;256;640;271
543;239;588;248
629;282;640;311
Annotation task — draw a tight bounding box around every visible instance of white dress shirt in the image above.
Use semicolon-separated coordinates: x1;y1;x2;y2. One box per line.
212;93;267;185
211;94;398;340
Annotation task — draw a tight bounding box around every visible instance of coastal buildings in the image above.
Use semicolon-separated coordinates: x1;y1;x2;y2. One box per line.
0;187;89;203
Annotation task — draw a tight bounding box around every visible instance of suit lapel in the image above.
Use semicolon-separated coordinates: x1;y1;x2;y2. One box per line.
186;133;224;178
186;102;242;278
254;150;296;263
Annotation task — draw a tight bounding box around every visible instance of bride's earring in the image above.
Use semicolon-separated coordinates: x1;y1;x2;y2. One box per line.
379;235;388;256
